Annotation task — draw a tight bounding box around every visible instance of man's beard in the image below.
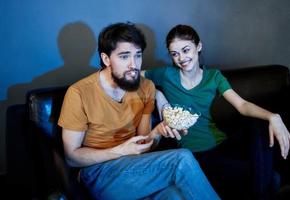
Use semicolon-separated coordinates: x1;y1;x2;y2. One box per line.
111;69;140;91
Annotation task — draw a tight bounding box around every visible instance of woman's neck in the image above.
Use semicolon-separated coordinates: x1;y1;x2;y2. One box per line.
179;64;203;89
180;64;201;79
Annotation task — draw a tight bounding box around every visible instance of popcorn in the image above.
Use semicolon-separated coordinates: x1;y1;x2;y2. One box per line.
162;105;199;130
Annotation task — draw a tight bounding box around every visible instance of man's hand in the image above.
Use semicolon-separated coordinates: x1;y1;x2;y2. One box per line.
269;114;290;159
111;135;154;156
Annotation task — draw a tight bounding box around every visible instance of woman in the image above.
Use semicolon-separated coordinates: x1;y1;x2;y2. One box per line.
142;24;290;199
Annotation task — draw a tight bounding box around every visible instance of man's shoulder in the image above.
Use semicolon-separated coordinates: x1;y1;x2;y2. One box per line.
70;71;100;91
140;76;155;90
135;77;156;99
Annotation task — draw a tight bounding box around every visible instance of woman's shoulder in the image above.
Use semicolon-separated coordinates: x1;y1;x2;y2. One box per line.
202;66;225;82
202;65;221;73
203;66;224;77
164;65;179;72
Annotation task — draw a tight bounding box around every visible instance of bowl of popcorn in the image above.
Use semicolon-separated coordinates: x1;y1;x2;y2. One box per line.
162;103;200;130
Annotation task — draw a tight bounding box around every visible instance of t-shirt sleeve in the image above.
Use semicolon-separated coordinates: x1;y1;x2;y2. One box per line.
142;80;156;114
144;67;166;86
215;70;232;95
58;87;88;131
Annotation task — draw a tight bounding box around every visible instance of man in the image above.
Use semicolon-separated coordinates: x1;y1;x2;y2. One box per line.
58;22;220;200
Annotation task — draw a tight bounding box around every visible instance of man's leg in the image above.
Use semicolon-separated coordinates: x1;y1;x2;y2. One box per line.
80;149;220;200
145;185;185;200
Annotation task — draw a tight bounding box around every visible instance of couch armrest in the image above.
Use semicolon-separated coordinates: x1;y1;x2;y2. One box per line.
283;85;290;128
6;104;38;198
26;86;93;199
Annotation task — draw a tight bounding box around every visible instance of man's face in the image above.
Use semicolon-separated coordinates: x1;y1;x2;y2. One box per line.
108;42;142;91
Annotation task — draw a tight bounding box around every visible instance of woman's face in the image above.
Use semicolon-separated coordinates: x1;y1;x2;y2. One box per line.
168;38;201;71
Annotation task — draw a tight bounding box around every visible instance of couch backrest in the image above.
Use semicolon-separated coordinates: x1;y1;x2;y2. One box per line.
26;65;290;140
211;65;290;132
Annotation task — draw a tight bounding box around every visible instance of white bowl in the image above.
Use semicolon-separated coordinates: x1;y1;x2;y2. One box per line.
162;103;200;130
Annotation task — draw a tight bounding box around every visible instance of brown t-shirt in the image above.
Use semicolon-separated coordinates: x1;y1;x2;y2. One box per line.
58;71;155;149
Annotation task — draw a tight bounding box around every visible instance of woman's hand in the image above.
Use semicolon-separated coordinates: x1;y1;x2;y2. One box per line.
269;114;290;159
151;121;188;140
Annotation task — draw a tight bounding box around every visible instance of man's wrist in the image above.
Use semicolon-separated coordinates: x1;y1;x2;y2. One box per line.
109;146;124;158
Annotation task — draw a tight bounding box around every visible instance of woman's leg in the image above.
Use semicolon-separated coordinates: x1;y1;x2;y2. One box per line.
80;149;220;200
248;118;278;200
195;118;278;200
194;143;251;200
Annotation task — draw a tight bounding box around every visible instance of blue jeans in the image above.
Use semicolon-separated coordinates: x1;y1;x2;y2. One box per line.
80;149;220;200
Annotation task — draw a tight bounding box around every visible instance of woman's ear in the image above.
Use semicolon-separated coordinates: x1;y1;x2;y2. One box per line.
197;42;202;52
101;53;111;67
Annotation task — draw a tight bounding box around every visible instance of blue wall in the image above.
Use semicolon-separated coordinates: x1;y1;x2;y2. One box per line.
1;0;290;174
1;0;208;101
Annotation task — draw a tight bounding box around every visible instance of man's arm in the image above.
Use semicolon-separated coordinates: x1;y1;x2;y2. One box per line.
62;129;153;167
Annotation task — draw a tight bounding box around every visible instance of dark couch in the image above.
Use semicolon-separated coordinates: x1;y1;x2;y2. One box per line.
6;65;290;199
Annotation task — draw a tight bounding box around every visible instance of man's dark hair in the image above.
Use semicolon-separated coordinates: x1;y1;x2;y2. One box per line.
98;22;147;69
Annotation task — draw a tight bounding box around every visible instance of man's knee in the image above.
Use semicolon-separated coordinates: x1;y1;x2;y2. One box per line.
175;148;199;168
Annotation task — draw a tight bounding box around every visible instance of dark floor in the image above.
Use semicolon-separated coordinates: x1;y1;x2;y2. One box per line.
277;185;290;200
0;174;8;197
2;174;290;200
0;174;38;200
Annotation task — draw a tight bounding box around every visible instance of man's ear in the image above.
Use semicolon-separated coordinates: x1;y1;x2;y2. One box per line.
101;53;111;67
197;42;202;52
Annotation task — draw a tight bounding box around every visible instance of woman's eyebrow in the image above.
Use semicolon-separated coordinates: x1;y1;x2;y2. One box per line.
181;45;190;50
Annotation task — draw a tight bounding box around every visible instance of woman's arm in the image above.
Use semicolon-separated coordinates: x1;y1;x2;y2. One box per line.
223;89;290;159
137;112;185;147
140;71;186;140
141;70;146;77
141;70;167;118
156;90;169;119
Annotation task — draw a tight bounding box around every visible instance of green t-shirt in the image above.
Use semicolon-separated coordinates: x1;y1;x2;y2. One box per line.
145;66;232;152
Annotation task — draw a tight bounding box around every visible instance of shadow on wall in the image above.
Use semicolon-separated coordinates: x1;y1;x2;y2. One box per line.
2;21;98;107
137;23;166;70
0;21;98;175
1;22;166;111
